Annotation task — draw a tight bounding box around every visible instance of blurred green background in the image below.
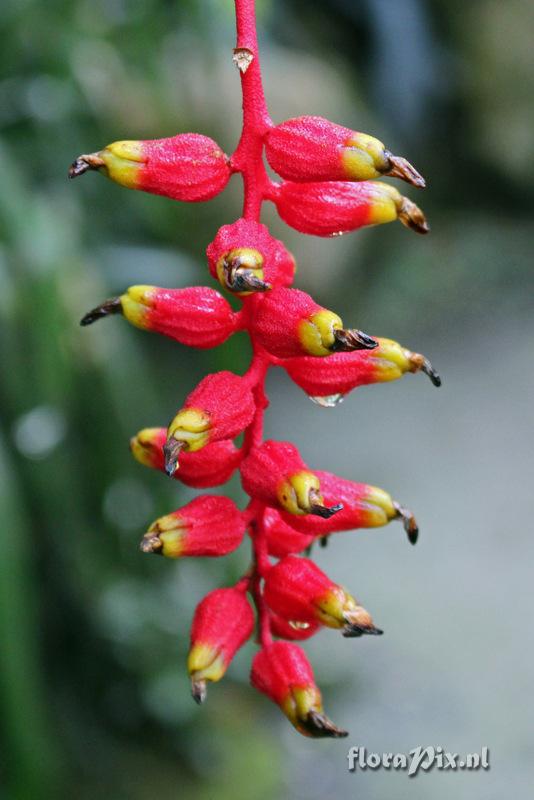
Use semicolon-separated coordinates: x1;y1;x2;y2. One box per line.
1;0;533;798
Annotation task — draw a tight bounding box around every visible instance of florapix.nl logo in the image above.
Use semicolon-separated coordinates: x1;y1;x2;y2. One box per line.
347;746;490;777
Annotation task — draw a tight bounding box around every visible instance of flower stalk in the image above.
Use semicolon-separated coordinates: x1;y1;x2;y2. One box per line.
72;0;439;738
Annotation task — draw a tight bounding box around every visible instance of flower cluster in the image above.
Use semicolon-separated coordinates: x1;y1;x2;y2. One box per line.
71;0;439;738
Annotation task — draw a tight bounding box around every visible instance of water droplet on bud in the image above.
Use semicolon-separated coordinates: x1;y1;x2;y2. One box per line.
309;394;344;408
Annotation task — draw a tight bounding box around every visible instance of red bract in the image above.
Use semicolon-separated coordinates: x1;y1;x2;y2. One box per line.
240;439;342;519
70;133;231;201
249;287;376;358
265;115;425;187
140;495;246;558
261;507;314;558
207;218;296;294
279;470;419;545
250;642;347;737
165;371;256;475
82;285;241;348
188;587;255;703
130;428;242;488
283;337;441;401
263;556;381;637
73;0;439;739
274;180;429;237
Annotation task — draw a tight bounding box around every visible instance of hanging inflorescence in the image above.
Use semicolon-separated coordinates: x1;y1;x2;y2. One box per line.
70;0;440;738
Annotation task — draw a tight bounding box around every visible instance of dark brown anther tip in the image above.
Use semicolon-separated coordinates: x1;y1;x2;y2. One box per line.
332;328;378;352
408;352;441;387
309;502;343;519
223;259;271;293
422;359;441;387
394;502;419;545
139;534;162;554
343;624;383;638
80;296;122;326
191;679;207;705
68;153;105;179
163;438;184;477
319;536;329;548
385;152;426;189
304;710;348;739
398;197;430;235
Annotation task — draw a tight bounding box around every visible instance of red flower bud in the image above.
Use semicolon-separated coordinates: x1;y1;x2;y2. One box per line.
280;470;419;544
264;556;381;637
283;336;441;404
69;133;231;201
262;507;314;558
269;612;321;642
206;219;296;295
81;286;241;349
188;587;255;703
266;116;425;187
250;641;347;737
240;440;342;518
274;180;429;237
140;495;246;558
249;287;376;357
130;428;242;488
164;371;256;475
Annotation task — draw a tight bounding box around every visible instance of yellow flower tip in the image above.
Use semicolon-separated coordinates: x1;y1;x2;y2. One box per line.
277;472;343;518
216;248;270;295
166;407;211;469
141;513;187;557
120;285;157;330
342;133;389;181
99;140;146;189
188;644;227;685
130;427;162;468
298;309;343;356
282;687;347;738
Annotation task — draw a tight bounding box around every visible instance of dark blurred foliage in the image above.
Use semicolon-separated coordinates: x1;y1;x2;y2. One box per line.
0;0;533;798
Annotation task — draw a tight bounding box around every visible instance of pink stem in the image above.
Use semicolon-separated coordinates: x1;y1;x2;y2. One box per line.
232;0;276;647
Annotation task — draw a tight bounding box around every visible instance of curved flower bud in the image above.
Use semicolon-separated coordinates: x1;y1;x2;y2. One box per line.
69;133;231;202
269;612;321;642
207;219;296;296
130;428;242;488
266;116;425;187
81;286;241;349
240;440;342;518
280;471;419;545
251;641;347;738
262;507;314;558
264;556;381;637
188;587;255;703
140;495;245;558
274;180;429;237
284;336;441;403
250;287;376;357
164;371;256;476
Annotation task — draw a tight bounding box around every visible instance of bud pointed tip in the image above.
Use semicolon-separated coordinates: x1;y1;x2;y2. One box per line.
80;296;122;326
332;328;377;353
305;710;348;739
394;502;419;544
386;153;426;189
68;153;105;179
191;679;207;705
139;534;162;554
163;438;184;476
